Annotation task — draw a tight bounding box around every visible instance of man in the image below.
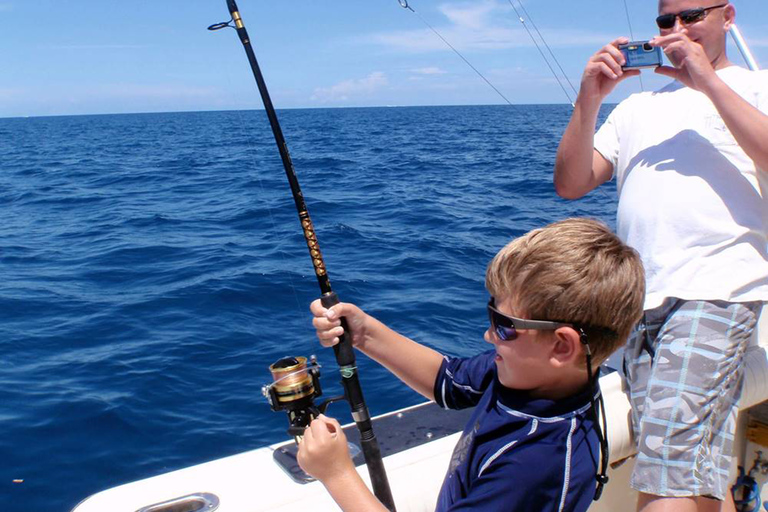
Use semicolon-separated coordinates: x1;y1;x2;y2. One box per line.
553;1;768;511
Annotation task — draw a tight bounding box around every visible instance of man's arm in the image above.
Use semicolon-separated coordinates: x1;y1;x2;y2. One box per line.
706;79;768;173
554;38;639;199
554;104;615;199
653;30;768;173
311;300;444;401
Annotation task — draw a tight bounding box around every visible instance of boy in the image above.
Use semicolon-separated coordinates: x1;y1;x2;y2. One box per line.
297;218;645;511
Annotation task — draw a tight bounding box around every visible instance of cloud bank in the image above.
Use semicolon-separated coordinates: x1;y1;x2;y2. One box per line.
310;72;389;104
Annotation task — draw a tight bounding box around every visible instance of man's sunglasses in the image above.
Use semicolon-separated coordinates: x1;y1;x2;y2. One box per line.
656;4;728;30
487;298;571;341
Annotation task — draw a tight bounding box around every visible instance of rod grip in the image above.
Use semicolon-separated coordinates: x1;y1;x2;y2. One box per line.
320;292;396;510
361;436;397;511
321;292;356;366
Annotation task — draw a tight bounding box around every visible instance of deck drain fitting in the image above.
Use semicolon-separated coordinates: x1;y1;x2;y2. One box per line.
135;492;220;512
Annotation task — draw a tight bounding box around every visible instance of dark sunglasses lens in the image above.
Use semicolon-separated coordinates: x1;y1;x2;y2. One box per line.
488;308;517;341
495;324;517;341
680;8;706;23
656;13;676;28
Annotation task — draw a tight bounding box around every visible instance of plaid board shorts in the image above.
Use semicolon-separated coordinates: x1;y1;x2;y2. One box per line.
623;298;762;500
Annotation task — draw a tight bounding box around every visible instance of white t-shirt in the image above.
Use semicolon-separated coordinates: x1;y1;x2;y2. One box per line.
594;66;768;310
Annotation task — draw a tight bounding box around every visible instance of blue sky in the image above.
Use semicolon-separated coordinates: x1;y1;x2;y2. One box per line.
2;0;766;118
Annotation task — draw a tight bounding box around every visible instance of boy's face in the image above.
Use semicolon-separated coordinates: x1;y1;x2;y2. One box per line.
484;296;561;394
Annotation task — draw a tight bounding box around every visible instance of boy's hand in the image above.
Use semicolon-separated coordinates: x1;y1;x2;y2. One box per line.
310;299;369;350
296;415;355;483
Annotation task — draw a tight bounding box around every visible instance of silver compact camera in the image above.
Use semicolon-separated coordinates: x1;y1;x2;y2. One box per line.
619;41;663;69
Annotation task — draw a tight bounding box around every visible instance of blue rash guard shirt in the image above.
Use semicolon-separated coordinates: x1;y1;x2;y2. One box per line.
433;350;600;512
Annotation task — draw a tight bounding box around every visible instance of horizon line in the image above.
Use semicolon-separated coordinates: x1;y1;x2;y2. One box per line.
0;101;606;120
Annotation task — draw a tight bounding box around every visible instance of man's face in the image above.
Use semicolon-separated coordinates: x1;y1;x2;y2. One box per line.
657;0;733;64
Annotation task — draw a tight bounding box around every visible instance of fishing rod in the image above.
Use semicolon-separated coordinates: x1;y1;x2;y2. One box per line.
209;2;396;510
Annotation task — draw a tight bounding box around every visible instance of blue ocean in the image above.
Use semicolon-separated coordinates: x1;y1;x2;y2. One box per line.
0;105;616;511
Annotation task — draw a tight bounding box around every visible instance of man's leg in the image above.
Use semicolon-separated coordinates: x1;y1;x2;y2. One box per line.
625;300;760;506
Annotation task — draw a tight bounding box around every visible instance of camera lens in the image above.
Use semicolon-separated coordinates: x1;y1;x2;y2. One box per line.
642;42;653;51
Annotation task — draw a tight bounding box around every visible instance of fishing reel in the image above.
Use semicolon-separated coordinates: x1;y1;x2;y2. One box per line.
262;355;345;440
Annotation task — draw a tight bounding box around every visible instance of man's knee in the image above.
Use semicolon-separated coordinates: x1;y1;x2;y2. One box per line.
636;490;736;512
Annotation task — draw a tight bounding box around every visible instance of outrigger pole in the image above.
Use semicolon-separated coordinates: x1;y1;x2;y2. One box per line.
729;25;760;71
209;2;396;510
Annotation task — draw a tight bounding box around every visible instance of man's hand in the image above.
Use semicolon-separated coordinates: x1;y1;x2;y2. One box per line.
651;30;718;92
578;37;641;105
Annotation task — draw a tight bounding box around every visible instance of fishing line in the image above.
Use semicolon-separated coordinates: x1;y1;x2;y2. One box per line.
502;0;615;201
397;0;514;106
621;0;645;91
211;17;337;381
515;1;578;100
217;48;309;328
396;0;614;201
394;0;550;159
506;0;577;106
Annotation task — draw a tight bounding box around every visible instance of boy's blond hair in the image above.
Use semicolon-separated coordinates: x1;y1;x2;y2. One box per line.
486;218;645;364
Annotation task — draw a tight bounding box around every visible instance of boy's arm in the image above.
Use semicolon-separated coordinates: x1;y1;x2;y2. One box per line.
321;471;388;512
554;37;637;199
311;300;443;401
297;415;389;512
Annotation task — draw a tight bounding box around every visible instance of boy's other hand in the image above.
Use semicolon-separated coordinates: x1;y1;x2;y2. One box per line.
310;299;369;349
296;414;355;483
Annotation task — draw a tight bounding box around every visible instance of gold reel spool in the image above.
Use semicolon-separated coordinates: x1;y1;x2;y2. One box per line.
268;356;317;406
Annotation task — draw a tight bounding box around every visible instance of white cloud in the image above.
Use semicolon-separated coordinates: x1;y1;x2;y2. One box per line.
0;84;226;118
85;84;219;100
50;44;147;50
439;1;497;31
365;0;613;53
370;25;522;53
310;72;388;103
411;67;447;75
0;87;20;100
